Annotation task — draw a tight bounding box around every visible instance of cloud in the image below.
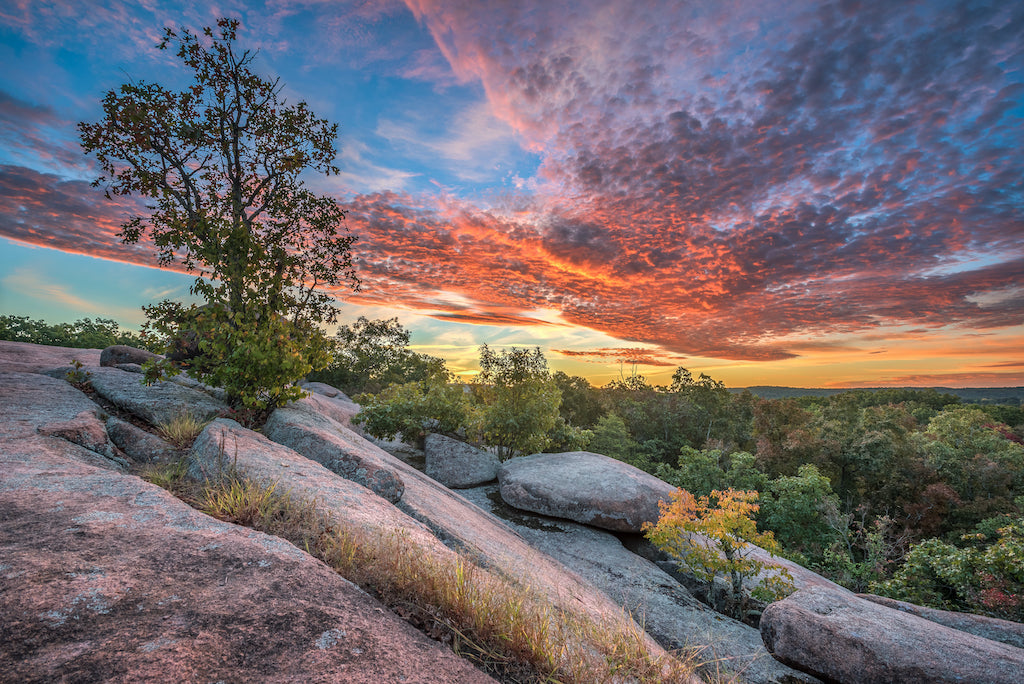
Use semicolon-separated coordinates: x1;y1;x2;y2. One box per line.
2;1;1022;369
834;371;1024;389
1;266;142;321
375;99;524;182
552;347;687;367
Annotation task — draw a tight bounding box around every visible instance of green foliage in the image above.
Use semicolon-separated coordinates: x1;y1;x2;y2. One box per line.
915;407;1024;534
874;518;1024;622
0;315;159;351
759;464;841;563
820;512;907;592
553;371;605;428
655;447;767;499
475;345;563;459
600;367;752;466
79;18;357;410
142;301;332;410
354;376;471;449
310;317;447;395
589;413;641;463
644;488;794;619
544;416;593;453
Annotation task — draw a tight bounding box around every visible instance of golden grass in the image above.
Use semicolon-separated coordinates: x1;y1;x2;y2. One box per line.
175;472;701;683
156;412;210;449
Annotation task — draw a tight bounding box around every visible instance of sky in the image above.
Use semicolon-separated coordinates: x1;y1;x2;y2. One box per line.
1;0;1022;388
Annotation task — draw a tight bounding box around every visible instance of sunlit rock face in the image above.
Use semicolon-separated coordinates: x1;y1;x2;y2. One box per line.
0;428;496;683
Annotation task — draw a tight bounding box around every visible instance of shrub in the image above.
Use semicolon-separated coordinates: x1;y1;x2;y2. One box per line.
645;488;794;619
354;376;471;449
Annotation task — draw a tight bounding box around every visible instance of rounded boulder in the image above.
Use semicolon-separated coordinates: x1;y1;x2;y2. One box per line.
498;451;676;532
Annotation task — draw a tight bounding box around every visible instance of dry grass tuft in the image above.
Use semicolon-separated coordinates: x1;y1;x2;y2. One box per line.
139;457;195;500
157;412;210;449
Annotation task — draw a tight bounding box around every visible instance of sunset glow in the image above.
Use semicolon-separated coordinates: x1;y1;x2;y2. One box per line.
1;1;1021;388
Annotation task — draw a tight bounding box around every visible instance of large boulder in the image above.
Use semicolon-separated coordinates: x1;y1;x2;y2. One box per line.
498;451;676;532
263;401;405;503
0;371;123;470
0;435;494;683
0;340;100;373
461;484;819;684
99;344;162;367
425;433;500;488
760;585;1024;684
86;366;226;427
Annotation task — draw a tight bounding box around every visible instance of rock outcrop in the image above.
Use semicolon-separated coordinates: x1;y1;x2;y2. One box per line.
191;418;443;552
0;371;124;471
263;401;405;503
86;366;227;427
1;434;495;683
761;585;1024;683
424;433;500;488
0;340;100;373
105;416;179;463
5;341;1022;684
257;402;677;668
499;450;676;532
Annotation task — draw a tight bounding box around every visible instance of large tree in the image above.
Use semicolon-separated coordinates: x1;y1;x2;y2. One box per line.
79;18;358;409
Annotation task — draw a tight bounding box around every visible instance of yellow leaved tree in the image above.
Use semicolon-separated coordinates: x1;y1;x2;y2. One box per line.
644;488;795;619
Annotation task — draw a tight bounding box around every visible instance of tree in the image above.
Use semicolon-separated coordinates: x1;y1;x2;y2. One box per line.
79;19;358;409
353;375;470;449
644;488;794;619
474;345;563;459
311;317;447;395
552;371;604;428
588;413;641;463
759;464;842;565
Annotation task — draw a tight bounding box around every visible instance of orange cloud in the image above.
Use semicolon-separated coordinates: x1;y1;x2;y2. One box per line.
553;347;687;367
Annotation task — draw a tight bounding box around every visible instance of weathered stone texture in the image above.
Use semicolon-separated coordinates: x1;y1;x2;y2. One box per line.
0;441;495;684
86;366;226;427
263;402;405;502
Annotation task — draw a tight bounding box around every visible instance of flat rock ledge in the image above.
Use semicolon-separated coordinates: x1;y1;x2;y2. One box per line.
499;451;676;532
761;585;1024;684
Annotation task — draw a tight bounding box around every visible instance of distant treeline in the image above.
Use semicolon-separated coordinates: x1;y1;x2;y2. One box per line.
0;315;162;352
737;385;1024;406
